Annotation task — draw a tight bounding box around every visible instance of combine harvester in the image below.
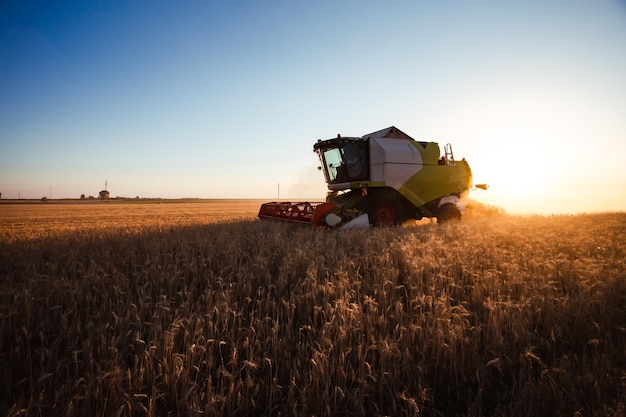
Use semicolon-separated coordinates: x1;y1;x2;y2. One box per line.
258;126;487;229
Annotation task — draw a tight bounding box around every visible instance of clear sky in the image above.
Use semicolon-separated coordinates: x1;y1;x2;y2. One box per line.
1;1;625;214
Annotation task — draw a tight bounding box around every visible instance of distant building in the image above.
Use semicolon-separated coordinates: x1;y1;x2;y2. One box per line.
99;180;110;199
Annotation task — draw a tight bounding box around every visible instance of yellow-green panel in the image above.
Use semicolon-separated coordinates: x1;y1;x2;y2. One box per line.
417;141;440;164
398;161;472;207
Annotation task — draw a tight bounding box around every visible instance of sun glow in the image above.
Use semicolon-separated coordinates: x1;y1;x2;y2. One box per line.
446;85;615;214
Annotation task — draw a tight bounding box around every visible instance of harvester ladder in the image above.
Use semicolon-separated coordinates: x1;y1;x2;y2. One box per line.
444;143;455;165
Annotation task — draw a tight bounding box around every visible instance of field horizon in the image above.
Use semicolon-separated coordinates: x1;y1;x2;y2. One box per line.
1;201;624;416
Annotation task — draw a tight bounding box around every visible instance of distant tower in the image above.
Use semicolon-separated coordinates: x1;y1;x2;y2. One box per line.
99;180;110;200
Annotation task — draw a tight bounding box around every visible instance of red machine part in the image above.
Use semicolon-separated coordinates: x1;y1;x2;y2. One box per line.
257;201;338;226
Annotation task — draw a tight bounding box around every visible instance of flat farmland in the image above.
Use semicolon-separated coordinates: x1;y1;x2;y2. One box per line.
0;200;624;416
0;200;267;241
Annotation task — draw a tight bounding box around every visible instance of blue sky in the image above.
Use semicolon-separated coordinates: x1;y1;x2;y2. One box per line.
1;1;625;213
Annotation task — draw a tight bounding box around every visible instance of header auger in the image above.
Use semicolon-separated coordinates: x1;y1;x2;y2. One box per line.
258;126;486;229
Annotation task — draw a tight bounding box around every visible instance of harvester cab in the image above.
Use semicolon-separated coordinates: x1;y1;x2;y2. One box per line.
315;135;369;186
258;126;484;229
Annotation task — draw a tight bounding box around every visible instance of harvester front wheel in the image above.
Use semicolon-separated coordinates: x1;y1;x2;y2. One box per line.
437;203;462;223
370;198;404;227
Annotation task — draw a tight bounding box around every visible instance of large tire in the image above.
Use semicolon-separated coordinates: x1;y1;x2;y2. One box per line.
369;197;405;227
437;203;462;223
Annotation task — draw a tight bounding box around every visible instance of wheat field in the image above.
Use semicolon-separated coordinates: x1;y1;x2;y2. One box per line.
0;200;624;416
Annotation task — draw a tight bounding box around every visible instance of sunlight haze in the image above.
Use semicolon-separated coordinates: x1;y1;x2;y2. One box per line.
1;1;625;214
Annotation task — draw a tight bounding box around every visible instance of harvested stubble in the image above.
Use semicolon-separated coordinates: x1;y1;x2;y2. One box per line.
0;205;625;416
